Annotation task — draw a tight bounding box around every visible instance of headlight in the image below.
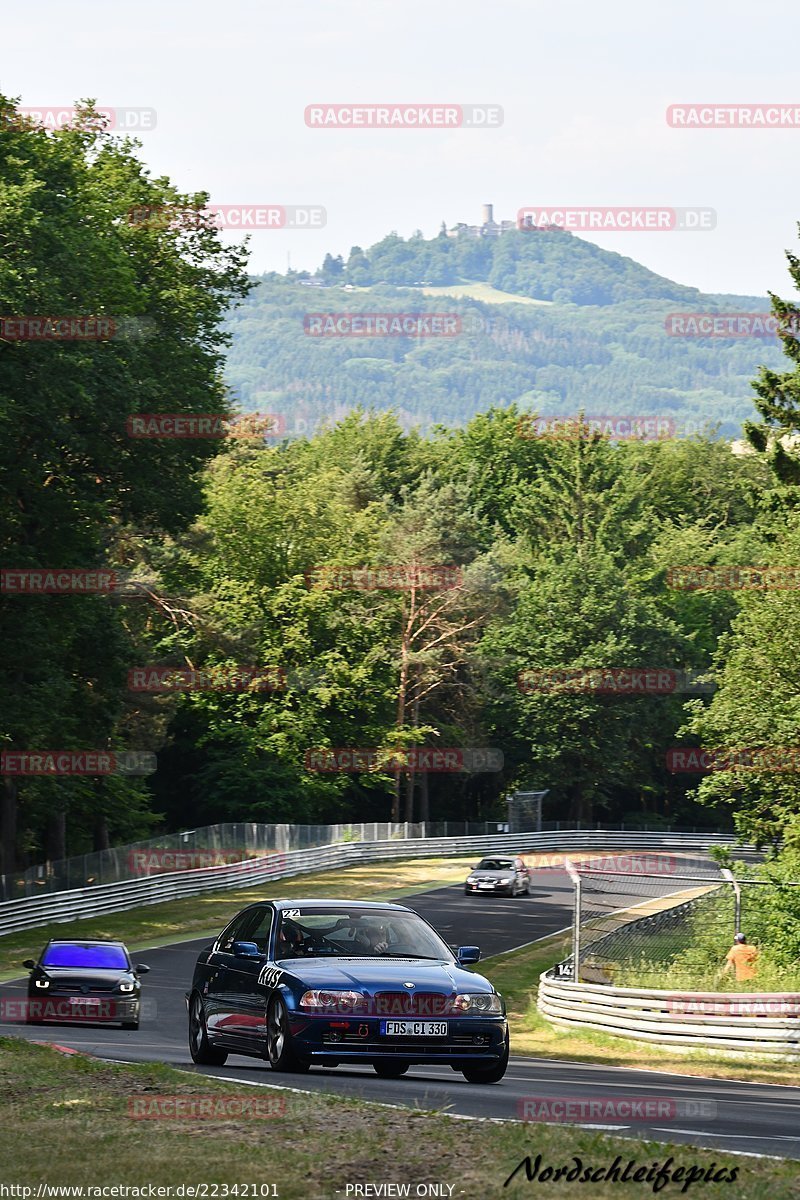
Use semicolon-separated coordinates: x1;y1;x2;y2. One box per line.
451;993;504;1014
299;989;367;1013
118;981;135;993
34;978;50;989
466;876;477;883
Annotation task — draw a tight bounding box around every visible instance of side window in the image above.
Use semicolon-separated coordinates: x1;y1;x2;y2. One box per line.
218;911;251;953
237;907;273;954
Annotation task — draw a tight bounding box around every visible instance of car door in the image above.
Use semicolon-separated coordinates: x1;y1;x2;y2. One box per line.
515;857;529;892
223;906;275;1044
205;910;252;1038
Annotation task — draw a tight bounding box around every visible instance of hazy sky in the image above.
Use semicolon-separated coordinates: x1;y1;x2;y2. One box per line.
5;0;800;297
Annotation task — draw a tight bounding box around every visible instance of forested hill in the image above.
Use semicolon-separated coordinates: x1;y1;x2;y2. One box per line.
223;227;782;439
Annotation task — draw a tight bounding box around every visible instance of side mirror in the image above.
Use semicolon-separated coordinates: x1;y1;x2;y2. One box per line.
135;964;151;974
232;941;261;958
457;946;481;965
22;959;36;970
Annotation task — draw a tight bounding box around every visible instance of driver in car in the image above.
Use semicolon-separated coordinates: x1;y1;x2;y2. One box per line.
353;921;390;954
276;920;308;957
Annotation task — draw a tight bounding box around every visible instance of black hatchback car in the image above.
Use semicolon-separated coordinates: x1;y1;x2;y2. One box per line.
23;939;150;1029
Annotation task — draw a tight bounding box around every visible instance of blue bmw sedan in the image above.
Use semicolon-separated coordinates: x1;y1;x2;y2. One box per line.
188;898;508;1083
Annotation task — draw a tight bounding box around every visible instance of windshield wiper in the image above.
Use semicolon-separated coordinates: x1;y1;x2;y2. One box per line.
381;953;444;959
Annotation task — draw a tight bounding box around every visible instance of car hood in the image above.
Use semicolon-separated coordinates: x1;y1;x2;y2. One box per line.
470;870;514;880
275;956;494;993
36;968;133;985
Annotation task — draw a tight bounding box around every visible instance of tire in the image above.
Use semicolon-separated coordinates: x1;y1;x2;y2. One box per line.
461;1034;509;1084
265;995;310;1073
373;1060;410;1078
188;992;228;1066
525;878;533;895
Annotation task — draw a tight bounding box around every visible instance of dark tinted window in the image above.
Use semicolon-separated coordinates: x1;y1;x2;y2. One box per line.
219;912;251;953
42;943;129;969
238;907;273;953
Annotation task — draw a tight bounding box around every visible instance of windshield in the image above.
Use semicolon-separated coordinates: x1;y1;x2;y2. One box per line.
275;907;452;960
476;859;514;871
42;943;129;969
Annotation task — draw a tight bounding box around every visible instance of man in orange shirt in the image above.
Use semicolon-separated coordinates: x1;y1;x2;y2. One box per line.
723;932;759;981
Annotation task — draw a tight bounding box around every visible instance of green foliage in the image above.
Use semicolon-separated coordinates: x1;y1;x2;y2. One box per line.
0;96;250;864
224;239;784;439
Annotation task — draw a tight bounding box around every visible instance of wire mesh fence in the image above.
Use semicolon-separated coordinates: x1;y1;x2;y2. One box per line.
1;818;519;900
557;858;800;991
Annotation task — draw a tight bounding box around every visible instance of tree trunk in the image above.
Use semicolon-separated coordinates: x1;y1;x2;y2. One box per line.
404;769;415;823
46;808;67;864
419;770;429;824
0;776;18;877
93;812;111;852
392;589;415;822
569;788;592;824
404;694;420;823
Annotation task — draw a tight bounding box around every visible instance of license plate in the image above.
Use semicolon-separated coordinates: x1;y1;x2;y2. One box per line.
381;1020;447;1037
479;883;494;889
69;996;101;1006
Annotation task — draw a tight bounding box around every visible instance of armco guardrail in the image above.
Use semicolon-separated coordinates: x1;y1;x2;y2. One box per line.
538;973;800;1058
0;829;751;936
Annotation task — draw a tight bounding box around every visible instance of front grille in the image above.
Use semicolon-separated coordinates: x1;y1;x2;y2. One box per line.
51;984;115;994
371;991;453;1016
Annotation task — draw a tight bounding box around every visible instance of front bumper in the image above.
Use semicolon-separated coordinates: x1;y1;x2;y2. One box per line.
289;1014;508;1063
465;882;512;894
25;992;140;1024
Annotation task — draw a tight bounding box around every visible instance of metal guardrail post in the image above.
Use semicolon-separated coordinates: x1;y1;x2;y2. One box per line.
564;858;582;982
721;868;742;934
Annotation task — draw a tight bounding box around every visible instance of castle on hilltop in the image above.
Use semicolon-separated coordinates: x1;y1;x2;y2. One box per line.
446;203;517;238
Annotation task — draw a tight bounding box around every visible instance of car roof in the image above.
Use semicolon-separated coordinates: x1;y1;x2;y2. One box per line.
46;938;127;946
268;898;412;913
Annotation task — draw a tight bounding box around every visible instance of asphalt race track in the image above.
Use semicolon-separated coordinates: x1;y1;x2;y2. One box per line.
2;858;799;1161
